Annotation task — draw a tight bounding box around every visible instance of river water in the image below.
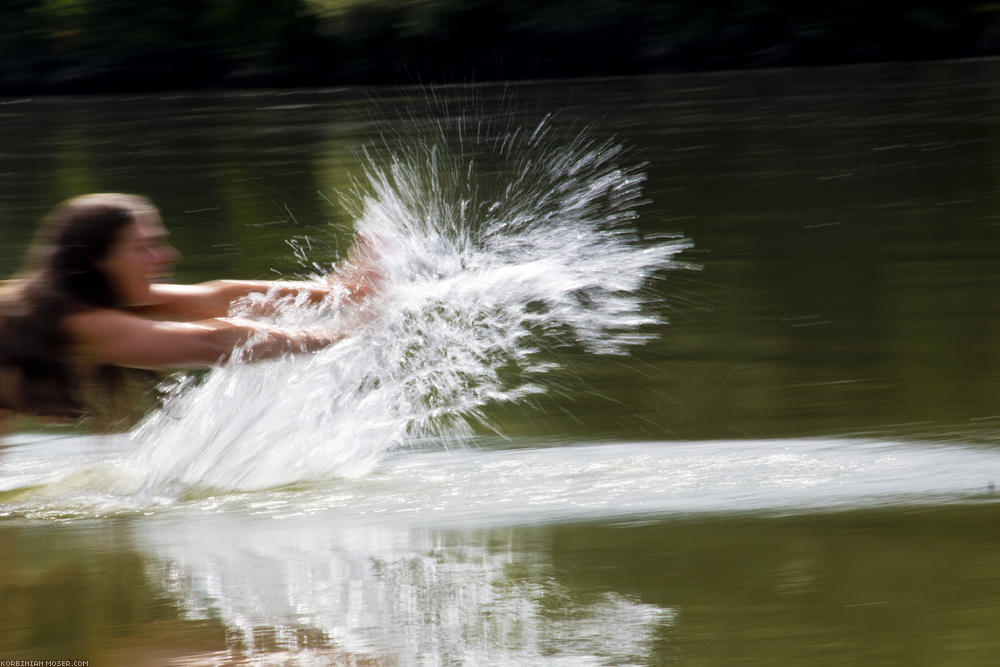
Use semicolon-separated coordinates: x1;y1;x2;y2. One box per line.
2;60;1000;665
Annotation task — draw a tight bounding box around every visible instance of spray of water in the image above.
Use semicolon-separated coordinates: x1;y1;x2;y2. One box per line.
127;115;690;494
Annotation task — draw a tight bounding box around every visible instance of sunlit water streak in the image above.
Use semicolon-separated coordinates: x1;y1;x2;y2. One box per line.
2;435;998;522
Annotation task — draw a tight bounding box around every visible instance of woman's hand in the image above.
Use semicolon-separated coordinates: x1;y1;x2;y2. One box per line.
327;233;386;303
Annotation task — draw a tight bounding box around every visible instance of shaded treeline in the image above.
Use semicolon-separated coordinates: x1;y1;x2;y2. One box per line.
1;0;999;93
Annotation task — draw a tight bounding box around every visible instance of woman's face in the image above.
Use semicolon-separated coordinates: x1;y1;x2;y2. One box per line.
99;210;180;307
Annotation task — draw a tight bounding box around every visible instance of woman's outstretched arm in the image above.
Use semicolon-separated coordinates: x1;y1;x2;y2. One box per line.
139;237;383;321
139;280;343;321
66;308;360;370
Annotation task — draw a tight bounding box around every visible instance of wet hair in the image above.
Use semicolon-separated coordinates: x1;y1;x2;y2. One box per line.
0;193;160;424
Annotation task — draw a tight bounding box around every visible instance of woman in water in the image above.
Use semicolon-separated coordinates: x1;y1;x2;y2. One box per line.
0;192;381;432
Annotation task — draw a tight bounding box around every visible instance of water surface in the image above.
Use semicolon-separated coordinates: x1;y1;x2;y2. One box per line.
3;60;1000;665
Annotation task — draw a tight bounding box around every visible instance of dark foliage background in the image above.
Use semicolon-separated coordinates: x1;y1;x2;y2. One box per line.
1;1;998;92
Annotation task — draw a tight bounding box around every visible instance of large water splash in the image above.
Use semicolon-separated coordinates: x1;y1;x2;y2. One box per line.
127;116;690;494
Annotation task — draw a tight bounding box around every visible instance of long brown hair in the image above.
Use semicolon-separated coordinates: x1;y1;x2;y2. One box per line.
0;193;161;424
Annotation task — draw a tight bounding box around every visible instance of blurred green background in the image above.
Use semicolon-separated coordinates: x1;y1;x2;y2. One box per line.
3;1;1000;93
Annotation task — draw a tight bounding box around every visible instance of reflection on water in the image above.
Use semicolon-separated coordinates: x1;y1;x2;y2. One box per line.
4;490;1000;665
138;516;671;665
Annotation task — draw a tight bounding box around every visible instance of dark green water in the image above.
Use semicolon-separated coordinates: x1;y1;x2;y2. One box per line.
2;60;1000;665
